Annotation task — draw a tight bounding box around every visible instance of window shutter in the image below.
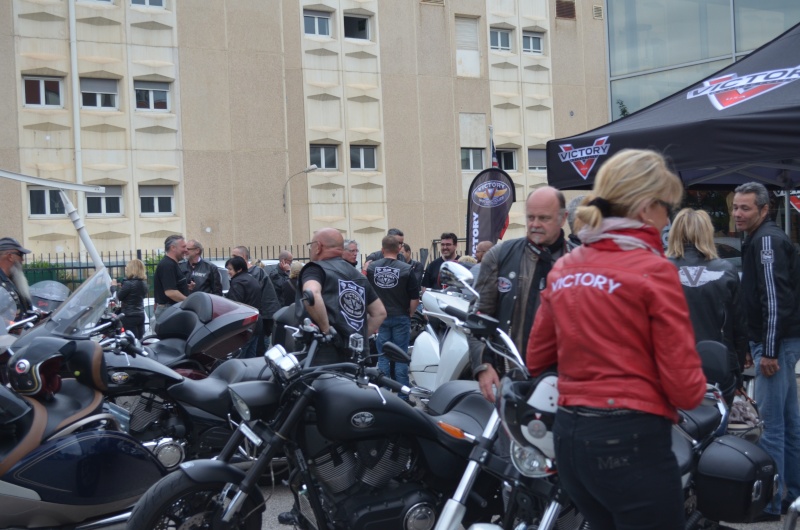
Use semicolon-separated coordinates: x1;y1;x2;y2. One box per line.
134;81;169;91
455;17;478;50
528;149;547;168
140;185;174;197
87;185;122;197
80;78;117;93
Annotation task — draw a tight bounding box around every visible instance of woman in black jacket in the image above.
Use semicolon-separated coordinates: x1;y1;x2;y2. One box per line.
667;208;748;387
225;256;262;358
116;258;149;339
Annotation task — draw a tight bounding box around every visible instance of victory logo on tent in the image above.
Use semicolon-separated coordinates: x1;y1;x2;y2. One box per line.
557;136;610;179
687;66;800;110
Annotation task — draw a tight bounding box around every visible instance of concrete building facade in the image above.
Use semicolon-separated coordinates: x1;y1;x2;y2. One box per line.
0;0;608;256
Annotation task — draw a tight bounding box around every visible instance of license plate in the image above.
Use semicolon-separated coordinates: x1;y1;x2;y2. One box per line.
239;423;263;447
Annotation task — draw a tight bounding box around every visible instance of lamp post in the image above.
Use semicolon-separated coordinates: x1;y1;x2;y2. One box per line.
282;165;318;214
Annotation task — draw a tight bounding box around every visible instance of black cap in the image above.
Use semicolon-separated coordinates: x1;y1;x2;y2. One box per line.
0;238;31;254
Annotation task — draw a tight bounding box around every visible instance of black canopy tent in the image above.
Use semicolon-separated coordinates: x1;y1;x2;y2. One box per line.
546;21;800;228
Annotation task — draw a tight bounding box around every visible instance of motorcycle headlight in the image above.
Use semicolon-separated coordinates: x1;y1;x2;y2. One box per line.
510;439;555;478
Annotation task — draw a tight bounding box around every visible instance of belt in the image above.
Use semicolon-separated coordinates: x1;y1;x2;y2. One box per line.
559;406;643;418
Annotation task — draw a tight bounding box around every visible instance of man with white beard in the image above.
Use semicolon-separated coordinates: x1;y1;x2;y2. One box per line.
0;237;32;320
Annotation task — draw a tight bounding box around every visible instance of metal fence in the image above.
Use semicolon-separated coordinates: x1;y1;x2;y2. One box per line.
22;244;427;297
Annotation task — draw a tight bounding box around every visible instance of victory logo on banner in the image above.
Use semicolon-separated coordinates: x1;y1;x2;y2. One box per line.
466;168;516;258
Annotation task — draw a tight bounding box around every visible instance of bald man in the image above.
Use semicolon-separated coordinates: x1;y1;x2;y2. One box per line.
470;187;572;402
298;228;386;365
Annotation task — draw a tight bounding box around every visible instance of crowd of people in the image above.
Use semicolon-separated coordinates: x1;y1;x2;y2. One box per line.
3;148;799;528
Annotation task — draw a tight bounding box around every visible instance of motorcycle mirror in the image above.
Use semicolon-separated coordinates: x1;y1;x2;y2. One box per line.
439;262;480;301
301;290;315;306
380;341;411;364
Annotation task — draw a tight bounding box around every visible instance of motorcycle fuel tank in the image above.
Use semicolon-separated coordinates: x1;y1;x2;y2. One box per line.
103;350;183;394
312;375;439;442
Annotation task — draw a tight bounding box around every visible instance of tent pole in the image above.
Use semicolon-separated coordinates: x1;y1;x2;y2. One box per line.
785;192;790;236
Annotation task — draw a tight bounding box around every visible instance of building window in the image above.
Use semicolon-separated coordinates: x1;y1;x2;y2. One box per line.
132;0;164;5
87;186;123;216
528;149;547;171
139;185;174;215
304;10;331;36
134;81;169;111
310;145;338;170
29;188;66;217
350;146;376;170
23;77;62;108
461;148;484;171
80;78;118;110
490;29;511;51
497;150;516;171
344;15;369;39
456;17;480;77
522;32;543;54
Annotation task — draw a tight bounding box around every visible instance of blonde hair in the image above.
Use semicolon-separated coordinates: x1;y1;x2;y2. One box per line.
577;149;683;230
458;255;477;265
289;260;304;280
666;208;719;260
125;258;147;280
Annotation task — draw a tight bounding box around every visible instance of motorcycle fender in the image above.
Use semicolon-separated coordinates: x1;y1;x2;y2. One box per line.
467;525;503;530
436;329;469;387
179;459;246;485
410;332;440;370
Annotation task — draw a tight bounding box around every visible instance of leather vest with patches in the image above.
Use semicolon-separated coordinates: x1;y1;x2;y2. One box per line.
313;257;370;345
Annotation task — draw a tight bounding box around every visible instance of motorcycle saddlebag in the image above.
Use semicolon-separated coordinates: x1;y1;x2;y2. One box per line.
695;434;776;523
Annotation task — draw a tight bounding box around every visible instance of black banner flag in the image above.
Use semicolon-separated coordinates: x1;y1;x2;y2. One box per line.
465;168;516;258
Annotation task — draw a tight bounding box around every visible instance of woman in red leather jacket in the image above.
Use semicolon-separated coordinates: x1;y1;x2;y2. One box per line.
527;149;706;530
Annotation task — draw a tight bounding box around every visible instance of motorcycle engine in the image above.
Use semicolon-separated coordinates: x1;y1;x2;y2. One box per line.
299;436;439;530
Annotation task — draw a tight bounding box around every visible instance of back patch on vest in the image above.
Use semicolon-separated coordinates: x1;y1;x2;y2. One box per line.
338;279;366;331
374;266;400;288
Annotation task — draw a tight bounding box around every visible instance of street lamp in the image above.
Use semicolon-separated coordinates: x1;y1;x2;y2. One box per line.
282;165;318;213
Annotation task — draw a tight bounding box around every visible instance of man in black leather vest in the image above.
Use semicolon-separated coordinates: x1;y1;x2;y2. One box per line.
469;187;570;402
0;237;32;321
298;228;386;365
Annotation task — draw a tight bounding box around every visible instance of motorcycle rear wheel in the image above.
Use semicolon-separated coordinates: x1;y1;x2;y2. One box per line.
127;472;262;530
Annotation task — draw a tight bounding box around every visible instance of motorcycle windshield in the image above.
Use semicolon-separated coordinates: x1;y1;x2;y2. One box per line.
41;268;113;337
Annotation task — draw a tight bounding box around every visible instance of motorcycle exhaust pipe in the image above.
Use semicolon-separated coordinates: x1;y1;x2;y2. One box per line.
74;512;130;529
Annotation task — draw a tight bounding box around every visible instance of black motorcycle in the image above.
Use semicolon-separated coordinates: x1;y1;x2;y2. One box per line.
128;319;502;529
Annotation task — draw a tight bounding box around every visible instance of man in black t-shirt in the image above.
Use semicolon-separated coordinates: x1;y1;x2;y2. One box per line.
367;235;419;391
154;234;190;324
298;228;386;365
421;232;459;291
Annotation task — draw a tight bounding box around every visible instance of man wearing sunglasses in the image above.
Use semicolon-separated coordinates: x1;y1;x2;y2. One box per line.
0;237;33;320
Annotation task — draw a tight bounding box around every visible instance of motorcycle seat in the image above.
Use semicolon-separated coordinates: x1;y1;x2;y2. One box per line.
430;392;494;439
670;427;694;476
168;360;272;418
147;338;188;367
426;380;481;416
0;380;103;476
679;400;723;441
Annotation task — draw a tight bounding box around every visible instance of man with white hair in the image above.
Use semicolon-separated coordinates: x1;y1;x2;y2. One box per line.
0;237;32;320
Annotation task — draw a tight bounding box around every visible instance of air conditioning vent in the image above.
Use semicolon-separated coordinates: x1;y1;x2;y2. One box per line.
593;5;604;19
420;0;444;5
555;0;576;20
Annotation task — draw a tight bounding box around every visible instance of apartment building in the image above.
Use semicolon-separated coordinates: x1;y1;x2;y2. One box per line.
0;0;607;255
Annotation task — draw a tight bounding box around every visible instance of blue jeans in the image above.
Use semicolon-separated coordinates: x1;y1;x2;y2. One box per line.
752;339;800;514
376;315;411;389
554;410;685;530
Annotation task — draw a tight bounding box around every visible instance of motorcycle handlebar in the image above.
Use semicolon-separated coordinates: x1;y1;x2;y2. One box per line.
442;304;469;322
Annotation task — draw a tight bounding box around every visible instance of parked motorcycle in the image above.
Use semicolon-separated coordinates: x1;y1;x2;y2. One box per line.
0;291;167;529
29;279;71;312
409;284;472;392
127;316;502;529
9;269;260;377
432;261;777;530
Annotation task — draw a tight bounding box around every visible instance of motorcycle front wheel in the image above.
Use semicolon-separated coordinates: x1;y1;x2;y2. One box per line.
127;472;262;530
